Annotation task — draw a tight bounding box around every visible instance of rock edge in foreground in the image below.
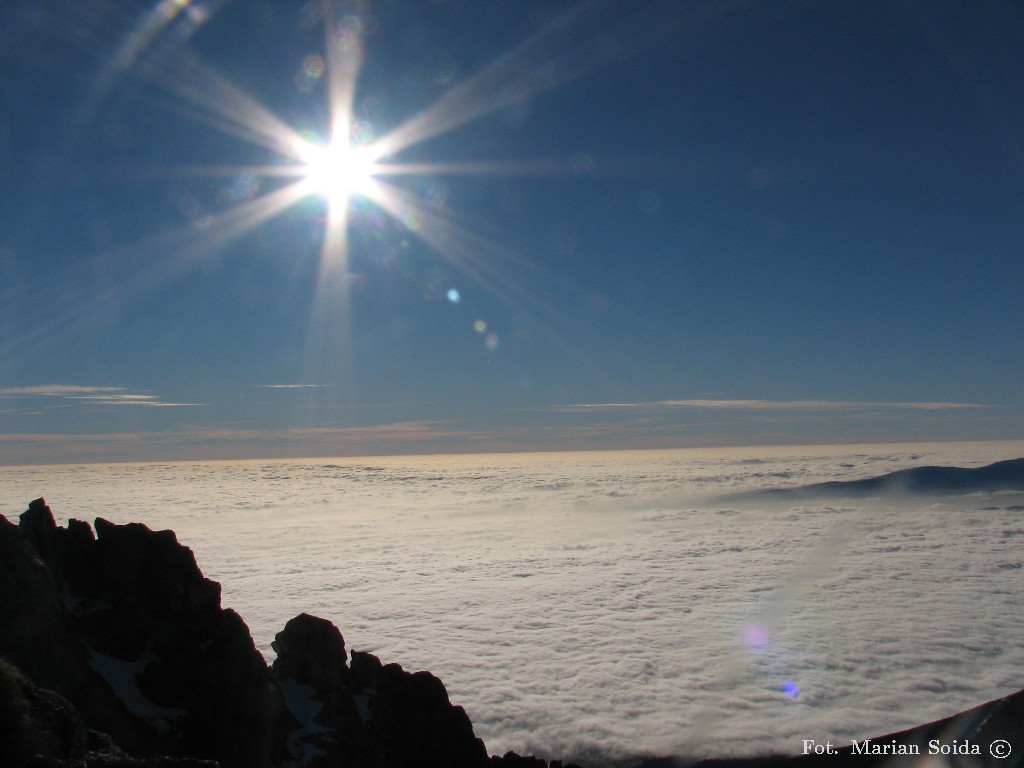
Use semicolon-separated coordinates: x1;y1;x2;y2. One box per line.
0;499;579;768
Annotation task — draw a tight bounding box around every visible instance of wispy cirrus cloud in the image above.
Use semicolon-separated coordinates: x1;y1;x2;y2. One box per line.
555;399;991;412
69;394;203;407
0;385;202;407
256;384;334;389
0;385;124;396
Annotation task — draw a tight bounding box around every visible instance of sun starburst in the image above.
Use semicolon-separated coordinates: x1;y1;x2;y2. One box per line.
296;128;378;221
4;0;648;382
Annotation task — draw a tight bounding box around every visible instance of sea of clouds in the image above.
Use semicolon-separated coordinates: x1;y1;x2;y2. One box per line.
3;440;1024;765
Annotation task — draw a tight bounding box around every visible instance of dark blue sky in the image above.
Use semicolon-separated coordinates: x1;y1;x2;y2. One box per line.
2;0;1022;464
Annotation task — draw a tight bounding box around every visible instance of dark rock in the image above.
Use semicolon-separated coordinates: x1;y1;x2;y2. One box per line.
0;508;76;686
88;518;221;612
2;502;281;767
490;752;551;767
0;507;151;758
21;683;90;760
270;613;355;766
0;657;76;766
1;657;214;768
17;756;220;767
353;660;488;768
272;613;489;768
272;613;350;690
487;754;584;768
16;757;70;768
753;457;1024;500
19;499;68;583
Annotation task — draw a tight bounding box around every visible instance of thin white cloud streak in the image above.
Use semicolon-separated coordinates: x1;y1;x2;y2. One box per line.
558;399;991;412
0;432;151;445
70;394;156;402
0;385;201;408
256;384;334;389
70;398;204;407
0;385;125;396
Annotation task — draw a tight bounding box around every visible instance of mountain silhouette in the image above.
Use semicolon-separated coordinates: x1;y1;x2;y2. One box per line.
758;458;1024;499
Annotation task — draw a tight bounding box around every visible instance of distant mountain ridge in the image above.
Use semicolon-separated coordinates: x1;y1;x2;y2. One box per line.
758;457;1024;499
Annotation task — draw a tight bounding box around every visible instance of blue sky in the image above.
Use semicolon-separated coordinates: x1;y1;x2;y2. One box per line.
1;0;1022;464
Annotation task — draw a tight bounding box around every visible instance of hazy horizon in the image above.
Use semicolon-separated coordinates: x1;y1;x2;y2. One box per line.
3;437;1024;470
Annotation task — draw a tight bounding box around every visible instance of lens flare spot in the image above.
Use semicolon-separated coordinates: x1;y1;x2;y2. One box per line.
333;14;363;52
485;333;499;351
295;55;326;92
745;623;769;650
473;320;487;333
303;54;325;78
403;209;424;232
781;680;800;698
349;119;375;145
447;289;460;303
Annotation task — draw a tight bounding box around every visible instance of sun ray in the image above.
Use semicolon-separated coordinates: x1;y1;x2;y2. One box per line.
83;0;214;122
290;0;368;427
322;0;364;145
371;158;578;178
362;1;653;163
0;179;309;365
119;164;325;181
145;52;312;162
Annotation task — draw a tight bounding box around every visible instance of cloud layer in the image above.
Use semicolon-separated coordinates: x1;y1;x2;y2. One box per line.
3;441;1024;764
0;384;201;407
557;399;990;411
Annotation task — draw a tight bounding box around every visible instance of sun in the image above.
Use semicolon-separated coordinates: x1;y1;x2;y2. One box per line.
296;124;378;219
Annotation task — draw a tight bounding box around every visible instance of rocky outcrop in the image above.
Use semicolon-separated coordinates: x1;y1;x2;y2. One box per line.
0;657;218;768
5;499;283;767
0;503;156;758
269;613;489;767
0;499;575;768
